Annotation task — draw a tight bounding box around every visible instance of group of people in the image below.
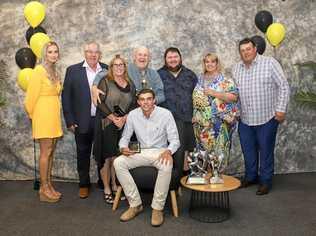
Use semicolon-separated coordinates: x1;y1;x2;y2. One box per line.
24;38;290;227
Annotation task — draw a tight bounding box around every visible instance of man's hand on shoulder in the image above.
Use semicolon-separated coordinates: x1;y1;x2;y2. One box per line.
91;85;104;106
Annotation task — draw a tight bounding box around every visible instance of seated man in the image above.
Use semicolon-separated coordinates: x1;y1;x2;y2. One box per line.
113;89;180;227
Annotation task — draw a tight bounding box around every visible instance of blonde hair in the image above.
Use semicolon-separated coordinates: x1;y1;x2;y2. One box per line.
202;53;223;74
107;54;129;82
40;41;60;83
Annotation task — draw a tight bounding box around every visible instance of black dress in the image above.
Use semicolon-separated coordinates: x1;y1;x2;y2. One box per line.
93;77;136;168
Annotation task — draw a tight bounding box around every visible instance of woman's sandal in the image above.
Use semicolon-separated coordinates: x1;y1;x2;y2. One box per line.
104;193;114;204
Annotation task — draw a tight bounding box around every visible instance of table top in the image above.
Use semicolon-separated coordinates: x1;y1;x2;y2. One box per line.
180;175;241;192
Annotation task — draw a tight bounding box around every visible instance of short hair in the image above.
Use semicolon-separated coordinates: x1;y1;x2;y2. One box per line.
137;89;156;99
238;38;256;50
202;53;223;74
133;46;150;57
83;41;101;53
164;47;182;59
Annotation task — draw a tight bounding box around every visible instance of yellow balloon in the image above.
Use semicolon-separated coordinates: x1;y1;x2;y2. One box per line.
30;33;50;58
266;23;286;47
24;1;45;28
17;68;34;91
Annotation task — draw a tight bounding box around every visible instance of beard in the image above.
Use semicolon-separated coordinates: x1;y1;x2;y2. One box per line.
165;61;182;72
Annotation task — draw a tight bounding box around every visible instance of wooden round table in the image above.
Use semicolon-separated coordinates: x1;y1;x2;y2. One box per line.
181;175;240;223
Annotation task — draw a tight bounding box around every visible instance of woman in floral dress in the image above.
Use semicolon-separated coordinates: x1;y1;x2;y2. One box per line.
192;53;240;167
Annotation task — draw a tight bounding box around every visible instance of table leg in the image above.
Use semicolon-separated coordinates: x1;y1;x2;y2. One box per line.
189;190;230;223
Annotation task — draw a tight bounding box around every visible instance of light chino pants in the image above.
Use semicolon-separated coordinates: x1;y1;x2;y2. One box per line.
113;148;172;210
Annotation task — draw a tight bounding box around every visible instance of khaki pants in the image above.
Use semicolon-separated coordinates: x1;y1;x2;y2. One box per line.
113;148;172;210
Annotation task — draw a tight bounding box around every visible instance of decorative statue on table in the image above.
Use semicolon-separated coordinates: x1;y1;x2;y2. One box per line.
187;148;225;184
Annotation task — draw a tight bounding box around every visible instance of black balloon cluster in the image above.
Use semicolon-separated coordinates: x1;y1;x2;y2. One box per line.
15;26;47;70
250;10;273;55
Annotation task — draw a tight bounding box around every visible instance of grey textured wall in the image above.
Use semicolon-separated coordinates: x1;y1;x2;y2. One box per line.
0;0;315;181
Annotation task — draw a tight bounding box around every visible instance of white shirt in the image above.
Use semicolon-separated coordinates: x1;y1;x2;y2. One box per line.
119;106;180;154
233;54;290;126
83;60;102;116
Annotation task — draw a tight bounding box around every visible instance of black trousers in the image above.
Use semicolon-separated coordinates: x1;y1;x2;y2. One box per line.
74;117;99;188
174;119;196;172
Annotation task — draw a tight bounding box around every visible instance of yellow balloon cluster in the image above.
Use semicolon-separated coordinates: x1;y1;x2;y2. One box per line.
266;23;286;47
17;1;52;92
30;33;51;58
24;1;46;28
17;68;34;91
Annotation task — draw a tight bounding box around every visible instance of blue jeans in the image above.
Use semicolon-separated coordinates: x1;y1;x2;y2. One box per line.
238;118;279;188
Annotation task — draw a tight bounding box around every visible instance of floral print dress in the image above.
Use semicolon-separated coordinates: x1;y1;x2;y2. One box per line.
192;73;240;164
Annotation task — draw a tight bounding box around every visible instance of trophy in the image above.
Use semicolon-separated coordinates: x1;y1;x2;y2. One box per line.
186;149;208;184
209;152;224;184
128;141;141;153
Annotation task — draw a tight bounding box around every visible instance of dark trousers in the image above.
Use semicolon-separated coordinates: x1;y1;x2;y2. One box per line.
174;119;196;172
238;118;279;188
74;117;95;188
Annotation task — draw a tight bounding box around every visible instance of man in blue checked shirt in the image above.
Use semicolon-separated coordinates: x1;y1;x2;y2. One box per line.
233;38;290;195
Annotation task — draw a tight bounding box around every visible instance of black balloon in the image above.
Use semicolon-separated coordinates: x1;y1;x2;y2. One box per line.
25;26;47;45
251;35;266;55
255;10;273;33
15;48;36;69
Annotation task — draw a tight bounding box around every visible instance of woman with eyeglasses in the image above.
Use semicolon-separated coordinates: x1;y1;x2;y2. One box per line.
93;55;136;204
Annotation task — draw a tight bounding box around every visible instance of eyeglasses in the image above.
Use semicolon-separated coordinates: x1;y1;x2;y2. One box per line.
112;63;125;67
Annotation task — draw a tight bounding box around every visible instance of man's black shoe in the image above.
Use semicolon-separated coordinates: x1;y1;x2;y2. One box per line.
256;185;269;195
240;179;257;188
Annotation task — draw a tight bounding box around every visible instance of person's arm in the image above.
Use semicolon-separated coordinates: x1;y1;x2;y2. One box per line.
96;79;113;118
165;112;180;154
24;69;41;119
92;69;107;105
118;113;136;156
151;70;165;104
271;58;290;116
61;67;76;128
204;89;238;103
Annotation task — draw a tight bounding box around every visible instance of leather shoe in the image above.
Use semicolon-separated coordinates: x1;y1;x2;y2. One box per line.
256;185;269;195
151;209;164;227
79;187;89;199
120;205;143;222
240;179;257;188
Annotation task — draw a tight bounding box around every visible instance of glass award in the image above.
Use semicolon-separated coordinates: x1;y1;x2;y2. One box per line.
209;153;224;184
128;141;141;153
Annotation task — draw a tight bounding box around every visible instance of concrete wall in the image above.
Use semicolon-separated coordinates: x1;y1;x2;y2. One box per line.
0;0;315;181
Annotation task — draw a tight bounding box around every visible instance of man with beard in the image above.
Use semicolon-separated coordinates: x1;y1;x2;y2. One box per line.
158;47;198;175
92;46;165;105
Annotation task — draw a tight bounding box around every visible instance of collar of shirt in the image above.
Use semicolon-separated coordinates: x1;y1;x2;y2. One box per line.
82;60;102;72
140;105;157;120
241;54;260;68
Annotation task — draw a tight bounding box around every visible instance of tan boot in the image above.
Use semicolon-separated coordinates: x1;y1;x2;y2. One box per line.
120;205;143;222
151;209;164;227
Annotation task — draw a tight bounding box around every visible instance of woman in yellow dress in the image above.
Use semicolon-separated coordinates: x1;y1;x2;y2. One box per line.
25;41;63;202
